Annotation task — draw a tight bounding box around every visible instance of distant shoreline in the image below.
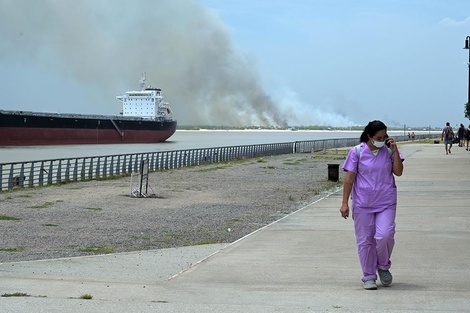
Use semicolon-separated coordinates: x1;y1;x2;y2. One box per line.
176;129;439;134
187;129;361;132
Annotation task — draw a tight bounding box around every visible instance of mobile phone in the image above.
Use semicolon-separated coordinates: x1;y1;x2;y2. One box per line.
385;138;391;148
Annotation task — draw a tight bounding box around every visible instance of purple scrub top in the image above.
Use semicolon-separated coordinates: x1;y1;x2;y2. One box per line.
342;142;405;213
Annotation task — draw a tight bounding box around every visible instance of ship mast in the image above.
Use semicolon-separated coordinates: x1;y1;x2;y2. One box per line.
139;72;147;90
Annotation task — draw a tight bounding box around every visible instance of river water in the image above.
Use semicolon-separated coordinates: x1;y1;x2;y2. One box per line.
0;129;431;163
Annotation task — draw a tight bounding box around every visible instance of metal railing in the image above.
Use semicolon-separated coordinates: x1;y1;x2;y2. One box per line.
0;134;437;191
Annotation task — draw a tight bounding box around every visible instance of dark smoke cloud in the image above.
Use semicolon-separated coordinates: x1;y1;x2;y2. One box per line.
0;0;288;127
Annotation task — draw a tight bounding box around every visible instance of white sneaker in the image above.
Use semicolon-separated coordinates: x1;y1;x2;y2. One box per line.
363;279;377;290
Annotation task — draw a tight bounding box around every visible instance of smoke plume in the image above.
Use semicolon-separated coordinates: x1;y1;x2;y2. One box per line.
0;0;293;127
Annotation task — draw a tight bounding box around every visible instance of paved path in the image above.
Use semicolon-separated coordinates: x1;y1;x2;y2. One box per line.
1;143;469;312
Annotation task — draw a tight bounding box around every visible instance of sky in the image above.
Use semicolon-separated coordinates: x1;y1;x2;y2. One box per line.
1;0;470;128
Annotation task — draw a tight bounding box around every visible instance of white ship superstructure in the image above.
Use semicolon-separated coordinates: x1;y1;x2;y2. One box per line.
116;72;173;121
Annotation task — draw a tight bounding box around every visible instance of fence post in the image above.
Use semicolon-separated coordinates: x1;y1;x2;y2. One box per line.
38;162;45;187
73;159;78;181
121;155;127;174
47;161;53;185
96;157;101;179
7;165;14;190
88;158;93;180
81;159;86;181
116;155;121;176
65;160;71;182
126;155;131;174
109;156;114;177
17;163;25;188
57;160;62;184
27;163;34;187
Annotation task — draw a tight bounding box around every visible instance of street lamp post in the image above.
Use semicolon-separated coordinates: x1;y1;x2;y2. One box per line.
464;36;470;104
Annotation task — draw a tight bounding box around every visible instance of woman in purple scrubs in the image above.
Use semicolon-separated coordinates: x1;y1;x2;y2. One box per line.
340;120;404;290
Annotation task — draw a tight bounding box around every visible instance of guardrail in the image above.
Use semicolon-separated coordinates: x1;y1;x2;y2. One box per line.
0;134;438;191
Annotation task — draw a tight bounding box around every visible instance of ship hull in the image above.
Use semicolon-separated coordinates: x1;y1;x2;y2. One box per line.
0;111;177;146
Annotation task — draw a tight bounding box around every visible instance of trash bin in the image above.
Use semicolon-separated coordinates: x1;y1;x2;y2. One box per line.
327;164;339;182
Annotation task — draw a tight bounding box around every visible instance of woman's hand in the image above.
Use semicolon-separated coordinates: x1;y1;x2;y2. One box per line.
386;136;398;152
340;203;350;219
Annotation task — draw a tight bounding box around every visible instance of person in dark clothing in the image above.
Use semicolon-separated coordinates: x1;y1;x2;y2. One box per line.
441;122;454;154
458;124;465;147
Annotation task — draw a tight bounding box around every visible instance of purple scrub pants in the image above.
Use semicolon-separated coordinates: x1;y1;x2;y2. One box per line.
353;206;396;282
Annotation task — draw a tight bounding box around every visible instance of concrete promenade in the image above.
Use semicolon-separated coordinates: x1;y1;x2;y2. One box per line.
1;143;469;312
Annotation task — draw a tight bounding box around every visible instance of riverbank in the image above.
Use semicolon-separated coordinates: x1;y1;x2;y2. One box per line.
0;151;346;263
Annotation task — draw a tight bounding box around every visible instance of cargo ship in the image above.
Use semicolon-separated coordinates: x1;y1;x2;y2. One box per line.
0;73;177;146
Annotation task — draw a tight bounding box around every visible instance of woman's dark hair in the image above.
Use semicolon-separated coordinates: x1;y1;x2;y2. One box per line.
360;120;387;142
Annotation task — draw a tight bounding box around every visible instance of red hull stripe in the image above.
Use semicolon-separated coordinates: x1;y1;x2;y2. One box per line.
0;128;176;146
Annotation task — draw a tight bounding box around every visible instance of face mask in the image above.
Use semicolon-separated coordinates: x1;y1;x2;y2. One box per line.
371;139;385;148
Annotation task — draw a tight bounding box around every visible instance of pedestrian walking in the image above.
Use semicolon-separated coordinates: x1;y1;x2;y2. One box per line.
465;125;470;151
340;120;405;290
458;124;465;147
441;122;454;154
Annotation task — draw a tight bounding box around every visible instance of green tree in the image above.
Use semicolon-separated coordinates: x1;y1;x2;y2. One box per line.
465;102;470;119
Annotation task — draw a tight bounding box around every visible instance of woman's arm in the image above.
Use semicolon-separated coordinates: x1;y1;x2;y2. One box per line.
392;149;404;176
387;137;404;176
340;171;356;219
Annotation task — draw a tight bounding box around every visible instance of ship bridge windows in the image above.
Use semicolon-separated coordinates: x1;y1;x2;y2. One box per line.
128;93;152;97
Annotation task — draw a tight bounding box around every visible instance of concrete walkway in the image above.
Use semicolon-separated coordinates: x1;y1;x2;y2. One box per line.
1;143;469;312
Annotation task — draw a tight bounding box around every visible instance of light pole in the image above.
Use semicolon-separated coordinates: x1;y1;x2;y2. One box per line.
464;36;470;104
